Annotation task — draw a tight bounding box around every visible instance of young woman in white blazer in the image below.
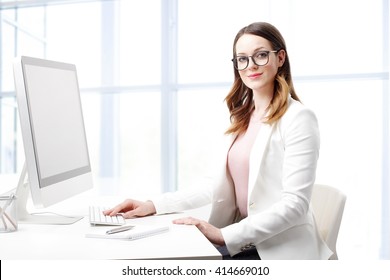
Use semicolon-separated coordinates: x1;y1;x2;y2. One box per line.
105;22;333;260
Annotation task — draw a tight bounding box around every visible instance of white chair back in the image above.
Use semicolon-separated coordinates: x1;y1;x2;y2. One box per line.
311;184;346;260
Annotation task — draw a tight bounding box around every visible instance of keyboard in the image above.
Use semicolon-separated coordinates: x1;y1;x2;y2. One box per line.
89;206;126;226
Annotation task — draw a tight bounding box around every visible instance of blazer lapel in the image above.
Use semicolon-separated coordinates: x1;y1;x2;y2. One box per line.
248;122;274;196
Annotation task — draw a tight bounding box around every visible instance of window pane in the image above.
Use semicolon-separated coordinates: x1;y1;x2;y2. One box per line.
80;92;101;180
81;91;161;196
14;7;46;60
268;0;383;76
1;19;16;91
178;0;270;84
45;2;101;88
118;0;161;86
178;0;384;83
17;6;45;38
0;97;17;173
118;92;161;196
296;79;383;258
17;31;45;58
177;88;230;189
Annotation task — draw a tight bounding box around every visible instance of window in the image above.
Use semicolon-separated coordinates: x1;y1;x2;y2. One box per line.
0;0;162;196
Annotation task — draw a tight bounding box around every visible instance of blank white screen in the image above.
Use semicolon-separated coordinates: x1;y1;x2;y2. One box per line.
24;64;89;181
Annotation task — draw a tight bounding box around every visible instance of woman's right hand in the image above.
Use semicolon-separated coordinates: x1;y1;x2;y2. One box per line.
103;199;156;219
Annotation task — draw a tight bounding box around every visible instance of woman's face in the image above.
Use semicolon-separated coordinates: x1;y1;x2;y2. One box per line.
234;34;285;94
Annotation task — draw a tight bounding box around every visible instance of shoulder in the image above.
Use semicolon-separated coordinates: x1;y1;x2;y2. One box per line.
280;96;318;126
276;96;319;138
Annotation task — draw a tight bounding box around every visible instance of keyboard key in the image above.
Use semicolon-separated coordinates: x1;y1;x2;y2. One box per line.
89;206;126;226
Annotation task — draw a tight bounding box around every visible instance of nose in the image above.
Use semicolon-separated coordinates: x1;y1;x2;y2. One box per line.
247;57;258;69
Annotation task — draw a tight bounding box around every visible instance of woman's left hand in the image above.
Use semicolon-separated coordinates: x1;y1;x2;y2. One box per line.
173;217;225;246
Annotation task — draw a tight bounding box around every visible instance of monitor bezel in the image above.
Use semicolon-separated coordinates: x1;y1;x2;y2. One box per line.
13;56;93;209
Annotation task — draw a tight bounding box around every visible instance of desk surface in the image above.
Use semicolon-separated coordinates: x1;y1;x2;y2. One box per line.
0;191;221;260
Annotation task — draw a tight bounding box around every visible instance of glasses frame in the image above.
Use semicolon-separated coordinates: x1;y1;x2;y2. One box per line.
232;50;279;71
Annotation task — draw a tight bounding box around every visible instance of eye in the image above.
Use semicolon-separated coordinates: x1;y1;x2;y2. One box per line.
254;51;269;59
236;56;249;63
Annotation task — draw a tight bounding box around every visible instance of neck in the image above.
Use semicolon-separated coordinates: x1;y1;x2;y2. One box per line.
252;89;273;116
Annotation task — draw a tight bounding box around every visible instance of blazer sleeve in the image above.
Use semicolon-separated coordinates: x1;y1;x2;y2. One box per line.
221;105;320;256
152;185;213;214
151;135;230;215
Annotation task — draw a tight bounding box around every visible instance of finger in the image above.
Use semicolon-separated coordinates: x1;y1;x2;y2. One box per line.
103;207;121;216
172;218;186;224
121;209;144;219
172;217;190;224
196;221;206;231
106;206;123;216
173;217;200;225
107;200;133;216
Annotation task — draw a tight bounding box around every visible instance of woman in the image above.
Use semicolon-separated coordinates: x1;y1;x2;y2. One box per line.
105;22;333;260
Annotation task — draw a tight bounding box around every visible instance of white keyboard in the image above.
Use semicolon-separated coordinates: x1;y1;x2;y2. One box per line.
89;206;126;226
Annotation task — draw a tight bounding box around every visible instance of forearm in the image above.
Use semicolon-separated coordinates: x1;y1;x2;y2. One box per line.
152;187;212;214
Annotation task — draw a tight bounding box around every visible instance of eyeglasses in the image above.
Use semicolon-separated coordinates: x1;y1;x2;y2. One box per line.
232;50;279;71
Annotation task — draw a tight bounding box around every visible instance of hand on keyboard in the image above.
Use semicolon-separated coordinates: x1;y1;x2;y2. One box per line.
89;206;126;226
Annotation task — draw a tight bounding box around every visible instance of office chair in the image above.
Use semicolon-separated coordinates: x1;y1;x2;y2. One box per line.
311;184;346;260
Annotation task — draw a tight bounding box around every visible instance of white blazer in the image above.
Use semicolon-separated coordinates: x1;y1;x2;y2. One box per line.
153;97;333;260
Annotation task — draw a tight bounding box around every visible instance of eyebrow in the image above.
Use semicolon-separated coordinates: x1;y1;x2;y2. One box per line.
236;47;266;56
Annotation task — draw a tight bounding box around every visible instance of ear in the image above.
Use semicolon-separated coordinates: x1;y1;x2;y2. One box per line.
277;49;286;67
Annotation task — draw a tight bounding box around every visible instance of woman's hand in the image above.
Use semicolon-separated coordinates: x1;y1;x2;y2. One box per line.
173;216;225;246
103;199;156;219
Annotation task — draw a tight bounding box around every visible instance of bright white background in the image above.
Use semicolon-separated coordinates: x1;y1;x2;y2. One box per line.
0;0;389;260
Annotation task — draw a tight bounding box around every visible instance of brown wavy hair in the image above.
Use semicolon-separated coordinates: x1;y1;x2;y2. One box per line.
225;22;300;135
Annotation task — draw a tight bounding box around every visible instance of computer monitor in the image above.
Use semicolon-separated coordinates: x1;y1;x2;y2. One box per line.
13;56;93;224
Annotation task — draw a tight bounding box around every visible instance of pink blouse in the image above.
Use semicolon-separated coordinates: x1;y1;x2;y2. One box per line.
227;114;262;218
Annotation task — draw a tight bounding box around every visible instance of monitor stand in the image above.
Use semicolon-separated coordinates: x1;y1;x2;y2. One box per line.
15;163;83;225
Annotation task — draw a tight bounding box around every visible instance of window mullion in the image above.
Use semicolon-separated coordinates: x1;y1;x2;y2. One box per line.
99;0;120;178
380;0;390;260
161;0;178;192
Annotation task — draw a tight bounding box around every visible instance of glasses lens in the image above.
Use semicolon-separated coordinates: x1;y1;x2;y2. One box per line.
234;56;248;70
253;51;269;66
233;51;271;70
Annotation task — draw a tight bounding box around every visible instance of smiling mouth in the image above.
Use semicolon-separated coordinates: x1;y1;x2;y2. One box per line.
248;73;262;78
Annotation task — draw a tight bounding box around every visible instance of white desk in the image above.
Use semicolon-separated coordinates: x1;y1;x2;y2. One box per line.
0;190;221;260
